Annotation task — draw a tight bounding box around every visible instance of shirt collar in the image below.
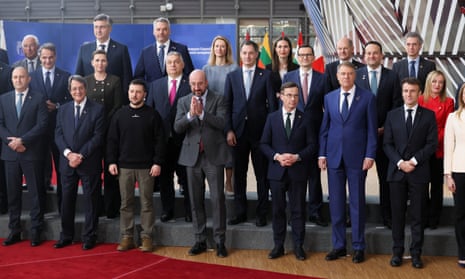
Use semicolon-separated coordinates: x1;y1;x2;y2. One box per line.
404;104;418;111
42;66;55;75
75;97;87;108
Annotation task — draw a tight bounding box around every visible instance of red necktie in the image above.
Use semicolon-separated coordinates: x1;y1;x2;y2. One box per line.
302;73;308;105
169;79;177;106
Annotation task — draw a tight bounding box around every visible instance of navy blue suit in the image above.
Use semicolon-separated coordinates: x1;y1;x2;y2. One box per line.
55;99;104;243
224;67;277;220
391;57;436;90
0;48;9;64
0;62;12;94
75;39;133;103
283;69;325;218
355;66;402;225
324;60;364;93
134;41;194;83
147;75;191;217
0;89;48;237
260;109;316;248
319;86;377;251
29;66;71;211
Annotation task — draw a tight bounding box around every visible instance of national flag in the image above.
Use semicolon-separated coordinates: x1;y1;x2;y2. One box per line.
257;32;271;69
245;30;250;41
312;37;325;73
297;31;303;46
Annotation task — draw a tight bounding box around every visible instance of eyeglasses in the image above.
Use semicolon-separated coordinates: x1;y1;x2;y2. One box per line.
298;53;314;57
283;94;299;99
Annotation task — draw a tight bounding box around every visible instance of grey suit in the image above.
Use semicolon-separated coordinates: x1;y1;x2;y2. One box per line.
174;90;230;244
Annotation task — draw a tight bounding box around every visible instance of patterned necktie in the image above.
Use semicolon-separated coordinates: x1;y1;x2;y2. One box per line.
409;61;416;78
245;70;252;99
406;109;413;136
16;93;23;118
169;79;177;106
370;70;377;95
158;45;166;74
285;112;292;138
302;73;309;105
341;92;350;120
75;105;81;128
45;71;52;97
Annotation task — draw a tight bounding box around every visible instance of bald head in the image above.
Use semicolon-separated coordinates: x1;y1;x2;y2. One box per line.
189;70;208;97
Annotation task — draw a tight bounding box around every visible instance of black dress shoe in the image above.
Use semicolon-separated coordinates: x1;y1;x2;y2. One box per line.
294;246;306;261
188;242;207;256
255;216;267;227
228;215;246;225
31;240;42;247
308;216;328;227
325;248;347;261
160;213;174;223
82;240;96;250
2;233;21;246
216;243;228;258
268;246;285;259
390;255;402;267
30;233;42;247
54;239;72;249
412;255;423;268
352;250;365;263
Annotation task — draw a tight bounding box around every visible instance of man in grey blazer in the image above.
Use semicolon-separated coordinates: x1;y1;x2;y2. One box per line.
174;70;231;258
12;35;41;73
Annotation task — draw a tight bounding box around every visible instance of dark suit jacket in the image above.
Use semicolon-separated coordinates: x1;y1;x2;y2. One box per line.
134;41;194;83
0;62;12;94
55;99;105;176
355;66;402;128
391;57;436;90
12;58;41;71
75;39;133;97
324;59;364;93
319;87;378;169
0;90;48;161
383;106;438;183
282;69;325;135
265;62;299;94
260;109;316;181
174;91;231;167
0;49;9;64
147;75;191;142
224;67;278;141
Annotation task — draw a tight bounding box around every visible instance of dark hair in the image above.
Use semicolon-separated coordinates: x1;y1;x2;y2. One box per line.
94;13;113;25
240;40;259;53
280;81;299;92
91;49;107;60
68;75;87;90
130;79;147;92
364;41;383;54
271;37;293;72
401;77;422;89
297;44;314;55
405;32;423;45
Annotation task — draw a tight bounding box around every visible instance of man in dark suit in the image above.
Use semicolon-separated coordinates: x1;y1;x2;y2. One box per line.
383;78;437;269
224;40;277;227
12;35;41;73
174;70;231;258
146;51;191;223
392;32;436;91
324;37;364;93
0;66;48;246
318;62;377;264
283;44;327;227
29;42;71;211
0;48;9;64
260;82;317;261
0;61;12;214
0;62;12;94
355;41;402;228
53;75;105;250
134;17;194;83
75;13;132;103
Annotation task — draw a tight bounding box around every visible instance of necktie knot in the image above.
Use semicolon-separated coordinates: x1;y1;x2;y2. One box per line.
99;44;105;51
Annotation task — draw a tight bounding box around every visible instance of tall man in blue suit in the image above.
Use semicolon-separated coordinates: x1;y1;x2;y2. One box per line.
283;44;327;227
0;66;48;246
75;14;132;103
225;40;277;227
29;43;71;211
260;82;317;261
134;17;194;83
318;62;377;264
355;41;402;228
54;75;104;250
146;51;191;222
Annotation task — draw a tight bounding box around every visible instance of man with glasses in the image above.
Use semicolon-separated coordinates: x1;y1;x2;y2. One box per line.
283;45;327;227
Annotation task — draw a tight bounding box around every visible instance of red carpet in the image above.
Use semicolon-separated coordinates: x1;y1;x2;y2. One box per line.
0;240;319;279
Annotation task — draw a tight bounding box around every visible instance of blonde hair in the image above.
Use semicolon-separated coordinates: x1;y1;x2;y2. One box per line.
207;36;234;66
423;70;447;103
457;83;465;119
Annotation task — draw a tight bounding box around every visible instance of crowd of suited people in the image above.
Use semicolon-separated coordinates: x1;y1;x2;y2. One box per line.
0;13;464;269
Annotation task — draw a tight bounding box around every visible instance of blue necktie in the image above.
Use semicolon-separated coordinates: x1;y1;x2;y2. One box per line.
158;45;165;74
16;93;23;118
409;61;416;78
45;71;52;98
370;70;377;95
245;70;252;99
341;92;349;120
75;105;81;128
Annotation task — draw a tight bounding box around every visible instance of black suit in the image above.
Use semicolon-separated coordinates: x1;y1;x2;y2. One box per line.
324;59;364;93
355;66;402;225
391;57;436;90
0;89;48;237
0;48;9;64
383;105;437;257
265;62;299;95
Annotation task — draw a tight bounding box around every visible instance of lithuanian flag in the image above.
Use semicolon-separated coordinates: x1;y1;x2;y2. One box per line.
257;32;271;69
